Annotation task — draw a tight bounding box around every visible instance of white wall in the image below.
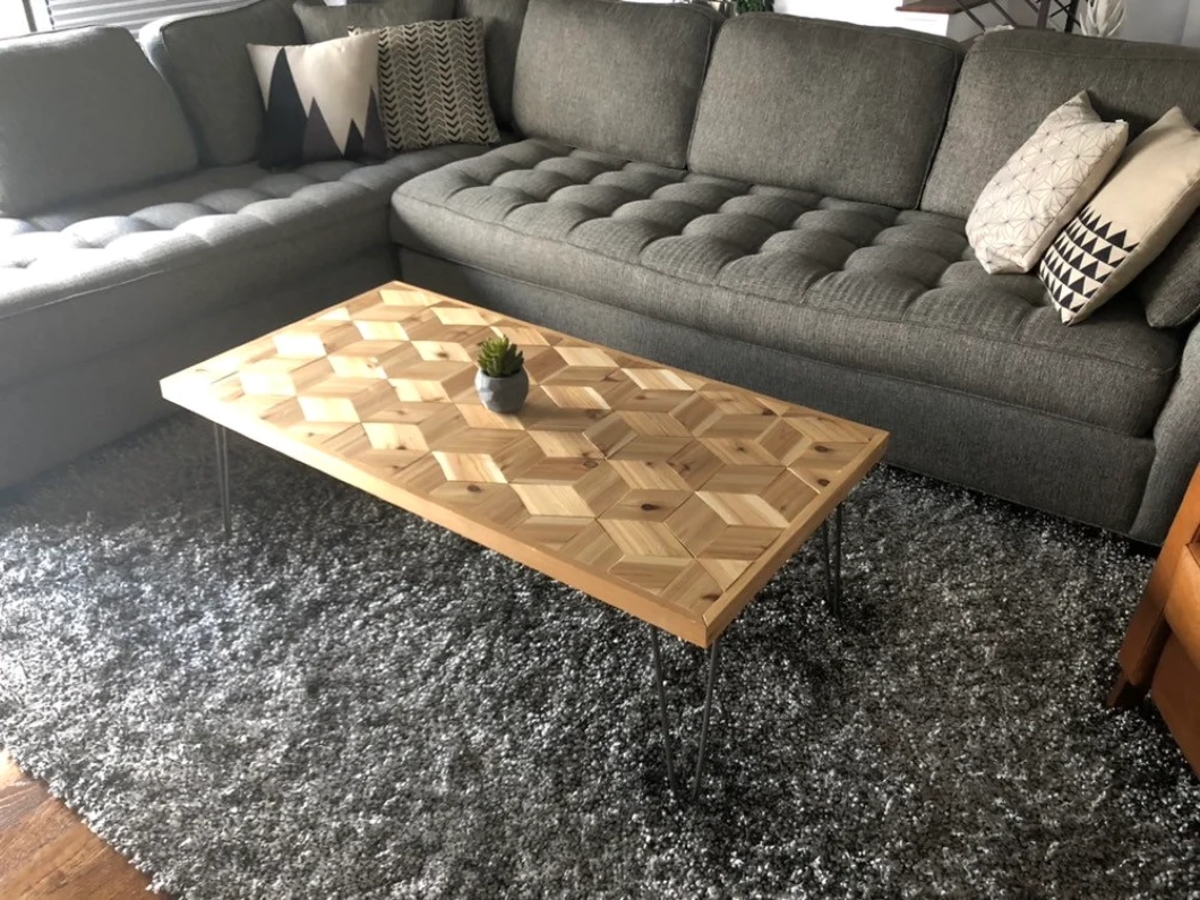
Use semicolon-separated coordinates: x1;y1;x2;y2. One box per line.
640;0;1200;46
774;0;948;35
1122;0;1192;43
1185;1;1200;44
770;0;1036;39
0;4;29;38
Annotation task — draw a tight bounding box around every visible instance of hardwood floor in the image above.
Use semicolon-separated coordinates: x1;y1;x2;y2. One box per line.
0;751;164;899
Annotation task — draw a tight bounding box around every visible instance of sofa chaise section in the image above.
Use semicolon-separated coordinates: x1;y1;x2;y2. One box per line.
0;145;493;487
392;7;1197;543
0;147;487;390
921;26;1200;544
0;14;496;487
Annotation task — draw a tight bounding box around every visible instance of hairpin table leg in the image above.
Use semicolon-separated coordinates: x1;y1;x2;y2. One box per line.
646;626;723;803
213;423;231;538
822;506;843;613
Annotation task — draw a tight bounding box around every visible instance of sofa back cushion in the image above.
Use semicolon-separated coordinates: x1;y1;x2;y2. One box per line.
1130;216;1200;328
456;0;528;128
293;0;456;43
511;0;720;168
0;28;197;218
141;0;303;167
688;16;961;208
924;29;1200;219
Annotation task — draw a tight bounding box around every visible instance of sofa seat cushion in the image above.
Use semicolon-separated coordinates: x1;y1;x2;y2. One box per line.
0;143;490;389
392;139;1182;437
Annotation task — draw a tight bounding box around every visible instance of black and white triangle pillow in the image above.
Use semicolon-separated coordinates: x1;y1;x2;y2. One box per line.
248;33;388;167
1039;107;1200;325
1040;205;1139;318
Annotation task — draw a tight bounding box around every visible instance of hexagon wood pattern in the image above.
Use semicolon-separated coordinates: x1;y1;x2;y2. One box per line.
161;282;889;646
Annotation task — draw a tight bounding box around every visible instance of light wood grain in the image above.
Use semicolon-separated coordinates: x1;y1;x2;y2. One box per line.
0;752;164;900
1110;466;1200;777
162;281;888;647
1115;467;1200;690
1152;634;1200;772
1165;545;1200;666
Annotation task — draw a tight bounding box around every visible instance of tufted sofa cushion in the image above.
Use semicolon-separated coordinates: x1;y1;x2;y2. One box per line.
0;143;491;390
392;139;1182;437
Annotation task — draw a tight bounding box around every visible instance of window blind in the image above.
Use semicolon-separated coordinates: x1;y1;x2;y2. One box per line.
32;0;245;32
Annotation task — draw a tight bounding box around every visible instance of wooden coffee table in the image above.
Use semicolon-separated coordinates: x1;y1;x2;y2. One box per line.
161;281;888;799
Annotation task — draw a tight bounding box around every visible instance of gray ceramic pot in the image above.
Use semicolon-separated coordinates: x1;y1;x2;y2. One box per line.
475;368;529;413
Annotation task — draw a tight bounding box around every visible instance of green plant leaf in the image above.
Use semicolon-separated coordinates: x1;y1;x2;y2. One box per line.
476;336;525;378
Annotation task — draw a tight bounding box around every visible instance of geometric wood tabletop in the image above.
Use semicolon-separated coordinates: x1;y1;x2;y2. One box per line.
161;281;888;647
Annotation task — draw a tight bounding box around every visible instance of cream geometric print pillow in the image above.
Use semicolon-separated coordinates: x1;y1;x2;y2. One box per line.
1040;107;1200;325
967;92;1128;274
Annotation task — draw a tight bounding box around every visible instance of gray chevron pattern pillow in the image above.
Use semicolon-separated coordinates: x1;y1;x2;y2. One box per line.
352;18;499;153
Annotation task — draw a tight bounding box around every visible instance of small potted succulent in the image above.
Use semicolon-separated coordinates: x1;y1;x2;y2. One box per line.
475;335;528;413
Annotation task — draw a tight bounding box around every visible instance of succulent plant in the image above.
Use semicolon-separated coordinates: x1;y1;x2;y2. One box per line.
476;336;525;378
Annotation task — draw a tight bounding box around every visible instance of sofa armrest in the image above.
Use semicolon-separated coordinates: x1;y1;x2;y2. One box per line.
1131;321;1200;544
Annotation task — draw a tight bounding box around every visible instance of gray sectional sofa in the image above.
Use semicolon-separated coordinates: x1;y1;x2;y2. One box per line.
0;0;1198;545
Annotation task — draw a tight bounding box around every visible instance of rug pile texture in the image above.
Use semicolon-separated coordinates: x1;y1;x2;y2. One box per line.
0;417;1197;899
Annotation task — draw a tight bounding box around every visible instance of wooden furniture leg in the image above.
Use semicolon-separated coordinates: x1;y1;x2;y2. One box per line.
1153;634;1200;769
1107;672;1144;708
1109;592;1171;707
1109;465;1200;776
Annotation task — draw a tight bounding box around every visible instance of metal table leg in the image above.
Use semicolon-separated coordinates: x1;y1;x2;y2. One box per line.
690;639;721;803
648;627;680;796
647;626;723;802
822;505;843;613
213;423;232;537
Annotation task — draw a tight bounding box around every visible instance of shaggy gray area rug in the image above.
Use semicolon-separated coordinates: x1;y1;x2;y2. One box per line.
0;415;1197;899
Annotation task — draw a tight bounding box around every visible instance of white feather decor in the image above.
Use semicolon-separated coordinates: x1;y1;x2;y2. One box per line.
1079;0;1126;38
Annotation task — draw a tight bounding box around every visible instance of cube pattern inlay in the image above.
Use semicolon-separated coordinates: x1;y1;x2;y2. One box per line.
162;283;888;645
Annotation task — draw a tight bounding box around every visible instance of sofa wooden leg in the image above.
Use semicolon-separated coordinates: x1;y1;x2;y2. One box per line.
1107;672;1148;709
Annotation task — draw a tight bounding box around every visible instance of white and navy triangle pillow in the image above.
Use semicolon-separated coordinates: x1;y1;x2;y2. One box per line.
1038;107;1200;325
1039;205;1139;318
248;32;388;167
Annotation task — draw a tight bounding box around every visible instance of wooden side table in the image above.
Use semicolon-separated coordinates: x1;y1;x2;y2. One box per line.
1109;466;1200;776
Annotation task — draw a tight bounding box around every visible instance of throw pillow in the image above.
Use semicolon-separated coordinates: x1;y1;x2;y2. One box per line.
1131;214;1200;328
292;0;455;43
247;33;388;167
352;19;499;153
1040;107;1200;325
966;92;1128;275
